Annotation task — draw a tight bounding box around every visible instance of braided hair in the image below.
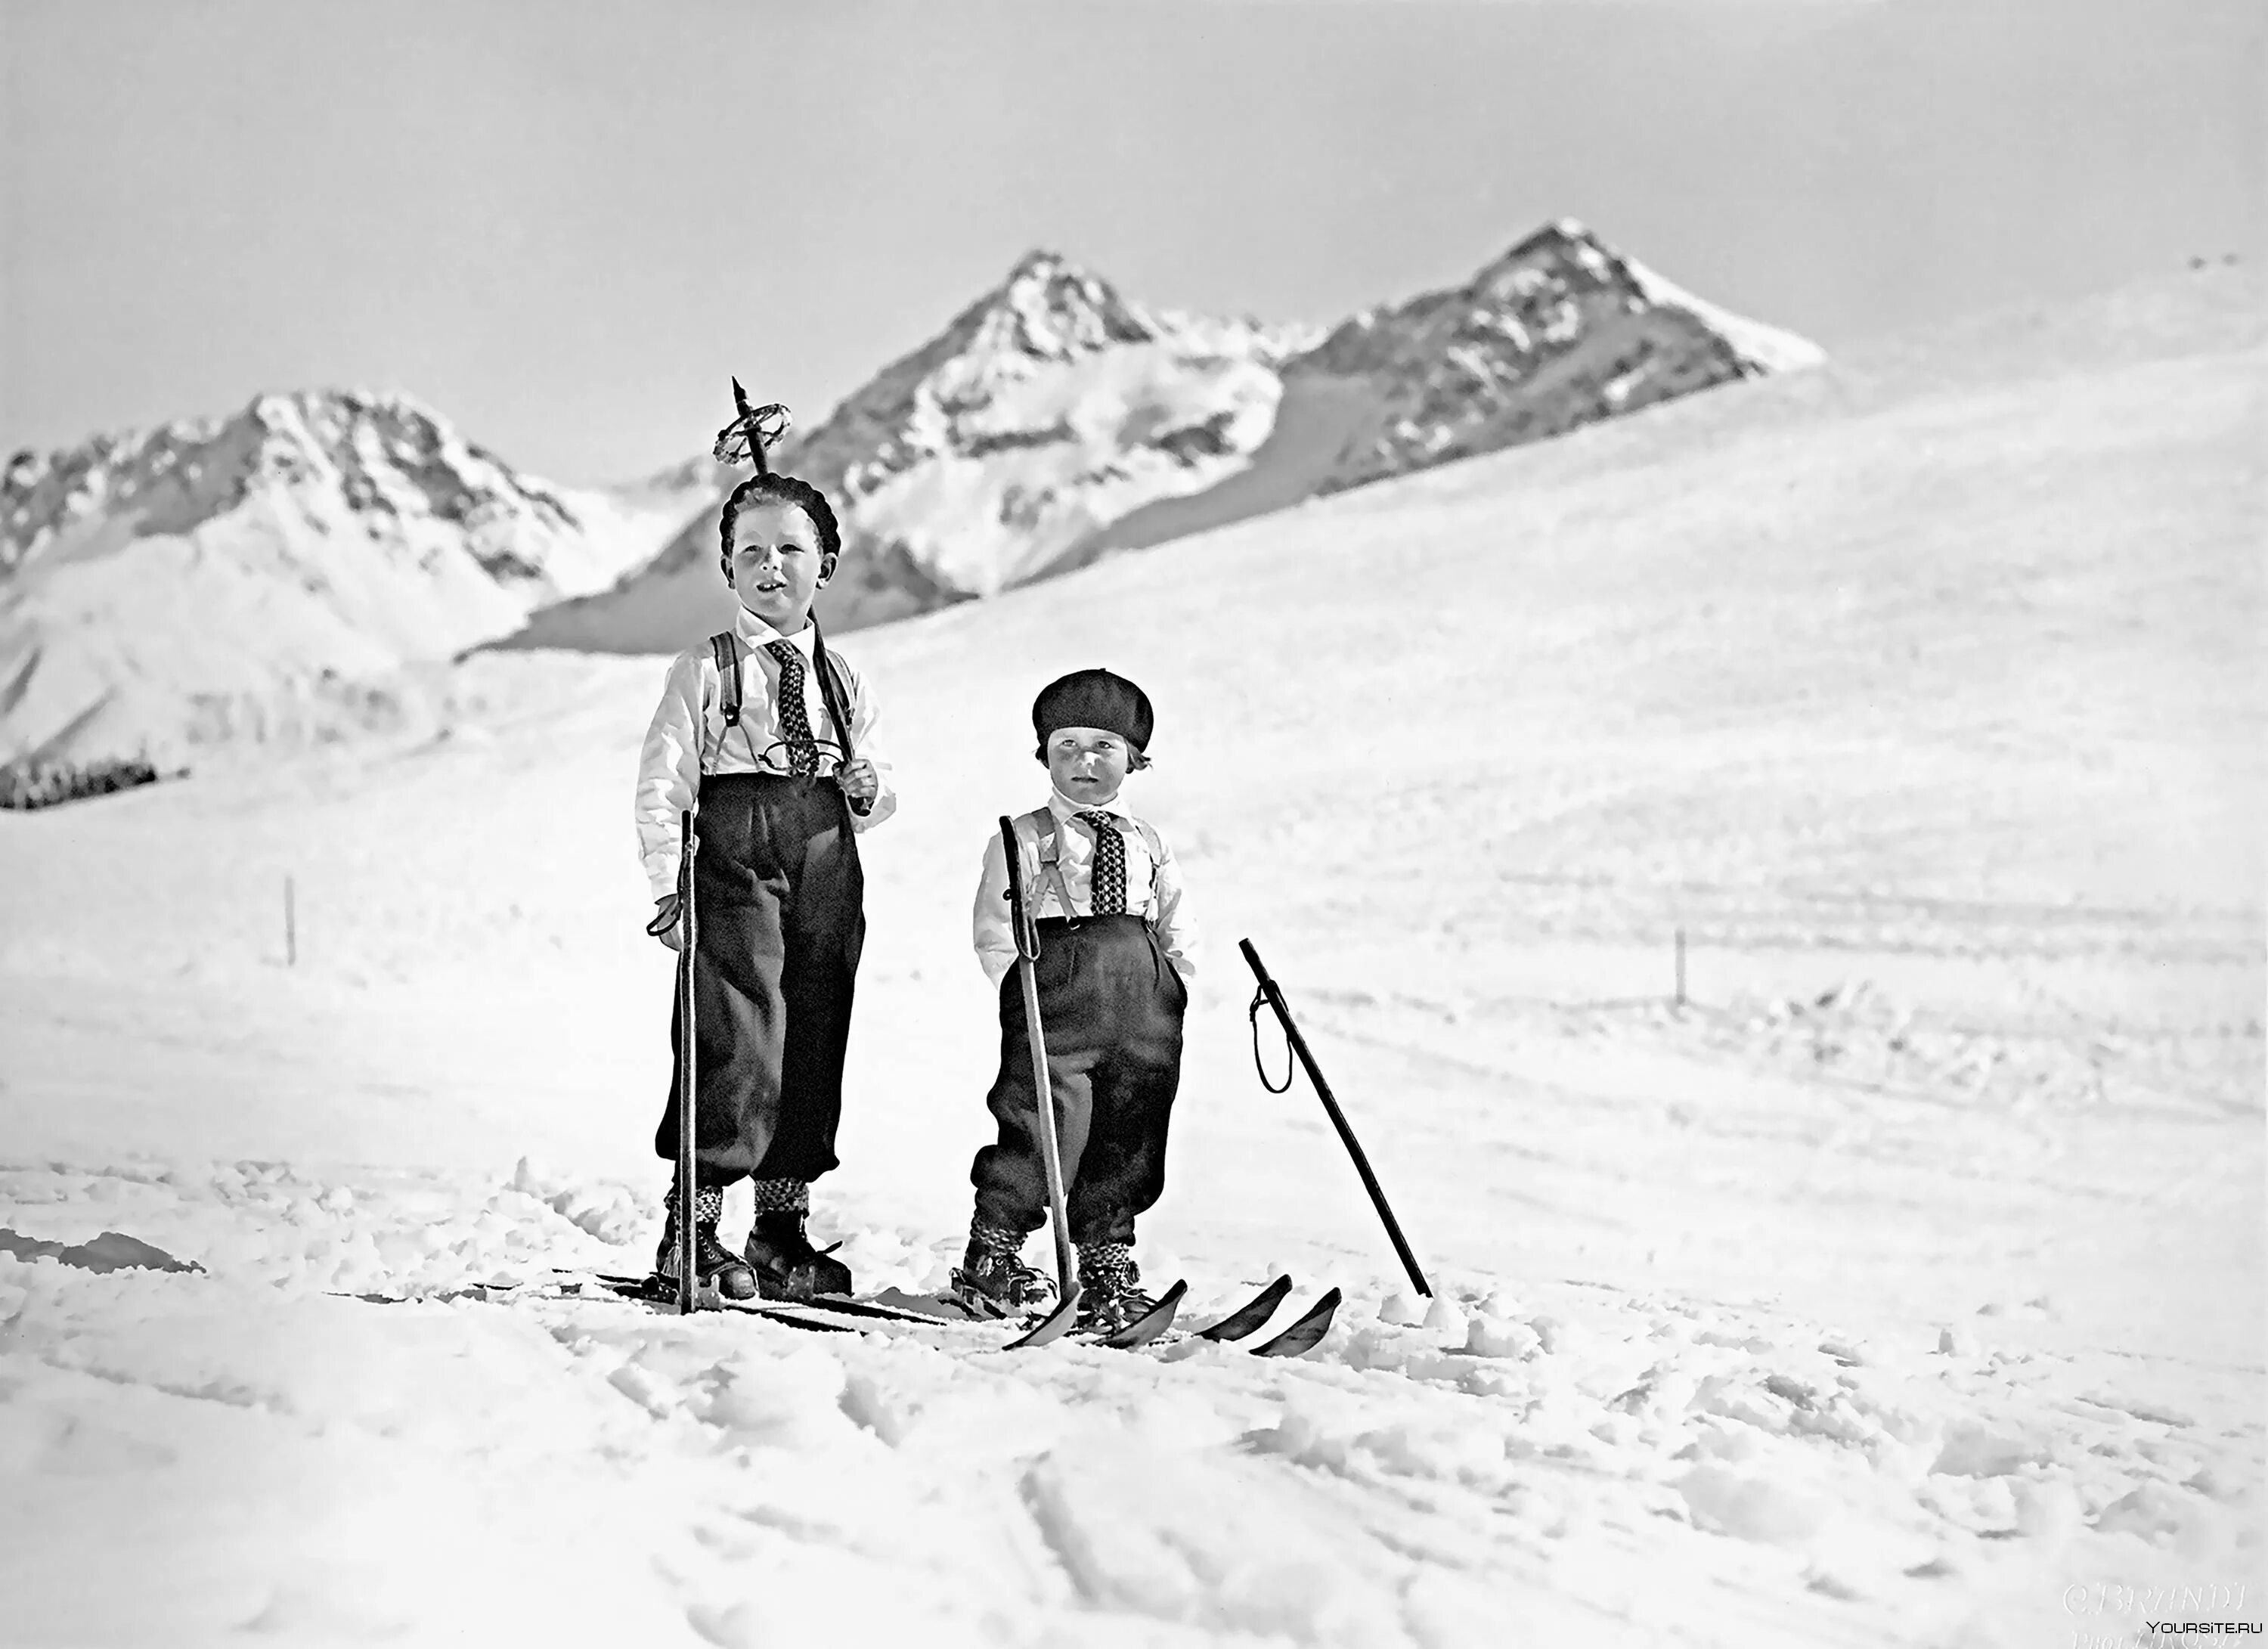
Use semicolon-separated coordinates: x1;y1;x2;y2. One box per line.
712;381;841;575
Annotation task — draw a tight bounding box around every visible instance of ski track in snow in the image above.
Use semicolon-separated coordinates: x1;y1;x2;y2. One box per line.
1;272;2261;1645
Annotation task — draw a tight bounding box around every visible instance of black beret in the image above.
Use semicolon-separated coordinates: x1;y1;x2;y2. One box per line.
1031;668;1154;754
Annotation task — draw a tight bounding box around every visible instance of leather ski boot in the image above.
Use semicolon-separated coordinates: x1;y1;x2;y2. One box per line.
655;1185;757;1300
950;1219;1055;1319
740;1179;851;1301
1073;1240;1157;1336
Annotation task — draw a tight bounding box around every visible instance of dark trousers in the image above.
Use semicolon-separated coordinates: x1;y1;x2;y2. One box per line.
973;914;1187;1247
655;773;864;1188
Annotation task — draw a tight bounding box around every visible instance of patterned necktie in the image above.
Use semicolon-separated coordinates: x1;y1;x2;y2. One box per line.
766;640;819;776
1080;811;1126;915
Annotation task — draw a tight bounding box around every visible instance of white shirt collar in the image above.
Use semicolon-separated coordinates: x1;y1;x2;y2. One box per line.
1049;787;1127;820
733;608;815;655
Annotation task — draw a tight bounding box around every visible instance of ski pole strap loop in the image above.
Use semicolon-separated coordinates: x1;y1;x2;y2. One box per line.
1001;816;1043;962
807;616;872;817
806;617;858;767
1249;987;1294;1094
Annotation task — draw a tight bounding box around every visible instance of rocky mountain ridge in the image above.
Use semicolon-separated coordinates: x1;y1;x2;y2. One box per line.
515;219;1821;651
504;250;1322;651
0;389;707;767
2;219;1822;768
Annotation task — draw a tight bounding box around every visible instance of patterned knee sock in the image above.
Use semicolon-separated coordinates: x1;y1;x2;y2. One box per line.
1077;1241;1137;1293
665;1178;728;1232
966;1217;1027;1262
749;1178;810;1217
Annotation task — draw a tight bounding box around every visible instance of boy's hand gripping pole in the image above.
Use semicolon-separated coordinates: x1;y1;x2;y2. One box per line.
1241;938;1433;1297
1001;816;1083;1347
674;811;700;1314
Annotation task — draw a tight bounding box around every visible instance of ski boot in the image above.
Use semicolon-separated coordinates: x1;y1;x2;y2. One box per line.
1073;1241;1158;1337
655;1185;758;1301
950;1220;1055;1319
740;1179;852;1302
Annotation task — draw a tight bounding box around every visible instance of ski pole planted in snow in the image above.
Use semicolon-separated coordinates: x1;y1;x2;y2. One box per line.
1241;938;1433;1297
999;815;1083;1347
674;810;699;1315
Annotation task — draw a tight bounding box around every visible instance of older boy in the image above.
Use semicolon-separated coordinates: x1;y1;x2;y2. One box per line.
956;668;1198;1331
634;435;894;1303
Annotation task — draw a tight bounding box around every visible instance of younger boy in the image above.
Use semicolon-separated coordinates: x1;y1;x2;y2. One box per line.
956;668;1198;1331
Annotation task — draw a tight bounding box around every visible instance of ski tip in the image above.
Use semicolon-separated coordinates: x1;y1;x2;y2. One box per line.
1194;1273;1296;1343
1096;1278;1189;1350
1250;1286;1342;1359
1005;1285;1083;1350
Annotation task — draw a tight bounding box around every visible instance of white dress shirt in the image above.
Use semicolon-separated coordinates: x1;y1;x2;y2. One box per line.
635;608;897;900
971;789;1198;989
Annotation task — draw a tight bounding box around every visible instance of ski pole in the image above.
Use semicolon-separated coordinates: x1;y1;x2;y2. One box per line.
1000;816;1082;1346
722;377;871;821
675;810;699;1314
1241;938;1432;1297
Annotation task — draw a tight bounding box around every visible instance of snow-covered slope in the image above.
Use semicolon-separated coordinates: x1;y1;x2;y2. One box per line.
0;267;2257;1647
507;223;1821;655
0;391;710;769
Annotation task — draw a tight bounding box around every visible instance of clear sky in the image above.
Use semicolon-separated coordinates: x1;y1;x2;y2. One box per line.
3;0;2258;484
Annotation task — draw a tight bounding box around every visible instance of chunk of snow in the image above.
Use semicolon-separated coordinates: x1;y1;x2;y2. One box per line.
1459;1316;1540;1359
1677;1464;1838;1547
1376;1287;1427;1326
2093;1481;2216;1551
1421;1295;1467;1336
1930;1423;2046;1478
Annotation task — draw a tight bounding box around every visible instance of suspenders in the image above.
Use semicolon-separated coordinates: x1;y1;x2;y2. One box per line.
1015;807;1163;919
705;628;862;782
708;632;758;774
1024;807;1081;916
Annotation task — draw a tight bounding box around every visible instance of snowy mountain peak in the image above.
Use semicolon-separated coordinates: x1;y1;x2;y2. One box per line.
1283;216;1826;495
247;385;416;433
2;387;588;582
1472;218;1662;314
509;222;1824;656
959;247;1160;364
8;223;1832;764
504;248;1315;651
1;390;709;767
1479;219;1826;374
237;388;473;466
